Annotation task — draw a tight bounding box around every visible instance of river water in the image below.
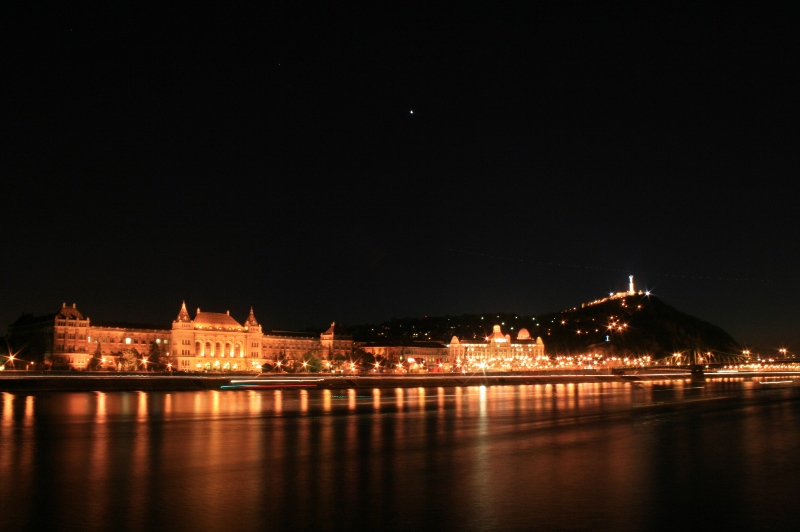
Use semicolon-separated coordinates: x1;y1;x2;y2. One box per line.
2;377;800;531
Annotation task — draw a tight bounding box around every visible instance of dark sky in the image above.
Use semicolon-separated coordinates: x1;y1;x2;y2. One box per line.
5;3;798;353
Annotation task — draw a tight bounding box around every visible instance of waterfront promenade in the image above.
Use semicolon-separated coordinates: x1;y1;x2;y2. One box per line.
2;368;799;392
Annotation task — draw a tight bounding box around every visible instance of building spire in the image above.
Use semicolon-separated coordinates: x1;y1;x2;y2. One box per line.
629;275;634;295
244;306;259;327
176;301;191;322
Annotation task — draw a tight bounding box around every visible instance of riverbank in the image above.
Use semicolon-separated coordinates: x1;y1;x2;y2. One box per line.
4;368;797;392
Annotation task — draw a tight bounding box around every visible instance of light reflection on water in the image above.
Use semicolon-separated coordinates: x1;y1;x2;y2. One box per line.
1;379;800;531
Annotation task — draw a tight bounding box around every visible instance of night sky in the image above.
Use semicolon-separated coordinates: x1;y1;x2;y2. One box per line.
5;4;798;353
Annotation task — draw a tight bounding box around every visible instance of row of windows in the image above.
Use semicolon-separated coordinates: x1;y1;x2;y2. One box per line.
55;345;83;352
461;346;543;352
57;333;85;340
54;355;86;363
86;337;168;344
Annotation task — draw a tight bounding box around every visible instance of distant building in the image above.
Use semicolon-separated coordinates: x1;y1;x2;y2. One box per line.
319;322;355;361
359;340;450;370
448;324;546;370
360;324;547;372
6;302;352;372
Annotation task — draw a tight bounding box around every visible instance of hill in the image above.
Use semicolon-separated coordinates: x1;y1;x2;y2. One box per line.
344;294;743;362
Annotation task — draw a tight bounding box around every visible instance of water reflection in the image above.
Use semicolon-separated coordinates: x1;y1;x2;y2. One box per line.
2;379;800;530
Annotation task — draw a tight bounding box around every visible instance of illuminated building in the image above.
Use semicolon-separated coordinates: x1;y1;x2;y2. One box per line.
448;324;546;370
361;324;547;372
359;340;450;370
6;302;352;371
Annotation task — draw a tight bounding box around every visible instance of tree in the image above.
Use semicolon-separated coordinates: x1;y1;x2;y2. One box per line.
275;353;294;372
331;352;347;372
147;341;162;369
374;354;388;371
160;348;176;372
350;347;375;371
300;353;324;373
87;341;103;371
118;348;140;371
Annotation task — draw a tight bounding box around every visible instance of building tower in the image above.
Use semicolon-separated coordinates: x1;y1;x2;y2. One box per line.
629;275;634;295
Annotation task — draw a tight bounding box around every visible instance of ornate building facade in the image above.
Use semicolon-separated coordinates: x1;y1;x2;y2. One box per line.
448;324;546;371
6;302;352;372
358;324;547;372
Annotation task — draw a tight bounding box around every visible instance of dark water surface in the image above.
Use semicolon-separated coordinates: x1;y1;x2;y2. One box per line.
3;378;800;531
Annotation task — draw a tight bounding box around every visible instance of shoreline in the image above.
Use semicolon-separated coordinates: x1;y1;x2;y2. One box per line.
2;369;798;392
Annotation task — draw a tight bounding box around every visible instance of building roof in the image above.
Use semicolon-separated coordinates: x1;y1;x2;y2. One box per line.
91;322;167;331
193;310;243;329
412;340;448;348
57;302;85;320
265;330;317;339
9;312;57;327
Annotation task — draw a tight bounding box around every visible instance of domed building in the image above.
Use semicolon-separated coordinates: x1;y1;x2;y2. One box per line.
448;324;546;371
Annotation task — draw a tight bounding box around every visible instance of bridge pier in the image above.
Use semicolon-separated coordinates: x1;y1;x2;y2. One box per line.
691;364;705;381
